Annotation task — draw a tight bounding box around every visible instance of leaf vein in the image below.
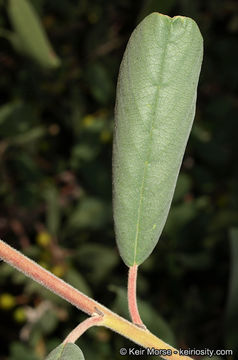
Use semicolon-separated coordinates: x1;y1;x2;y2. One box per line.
133;20;172;264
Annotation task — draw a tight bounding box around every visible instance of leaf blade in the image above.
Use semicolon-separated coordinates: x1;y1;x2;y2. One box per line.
45;343;85;360
113;13;203;266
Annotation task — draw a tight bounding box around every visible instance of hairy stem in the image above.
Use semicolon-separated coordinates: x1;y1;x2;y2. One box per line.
63;314;103;344
0;240;193;360
128;264;144;327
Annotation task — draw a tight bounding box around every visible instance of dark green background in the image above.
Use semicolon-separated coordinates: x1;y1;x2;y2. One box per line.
0;0;237;359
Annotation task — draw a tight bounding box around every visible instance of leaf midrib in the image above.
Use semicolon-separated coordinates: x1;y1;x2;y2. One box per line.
132;19;172;265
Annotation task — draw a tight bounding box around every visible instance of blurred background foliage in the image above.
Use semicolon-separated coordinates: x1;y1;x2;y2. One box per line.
0;0;237;359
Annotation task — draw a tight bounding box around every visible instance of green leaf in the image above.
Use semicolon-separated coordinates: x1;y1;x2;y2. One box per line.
7;0;60;68
45;343;85;360
113;13;203;266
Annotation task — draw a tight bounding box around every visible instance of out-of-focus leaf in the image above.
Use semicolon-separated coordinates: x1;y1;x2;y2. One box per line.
172;173;192;203
164;201;198;237
11;152;42;182
8;126;46;145
24;280;67;306
113;13;203;266
225;228;238;352
9;342;40;360
35;309;58;335
0;102;38;138
26;307;60;347
0;101;22;126
44;186;60;237
70;143;99;168
0;262;15;280
80;162;112;197
12;270;27;284
7;0;60;68
76;338;102;360
85;62;114;104
0;29;26;54
110;285;176;347
66;197;111;232
77;244;119;283
193;139;229;168
176;252;210;270
192;123;211;143
65;268;92;297
30;0;45;14
45;343;85;360
209;211;238;232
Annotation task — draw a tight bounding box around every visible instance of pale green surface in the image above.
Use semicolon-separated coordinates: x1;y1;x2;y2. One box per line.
45;343;85;360
113;13;203;266
8;0;60;68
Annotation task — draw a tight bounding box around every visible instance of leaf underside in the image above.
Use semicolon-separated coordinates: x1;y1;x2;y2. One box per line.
113;13;203;266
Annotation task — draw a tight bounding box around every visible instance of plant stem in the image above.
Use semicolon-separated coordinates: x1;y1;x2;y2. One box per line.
0;239;97;315
0;240;193;360
128;264;144;327
63;314;103;344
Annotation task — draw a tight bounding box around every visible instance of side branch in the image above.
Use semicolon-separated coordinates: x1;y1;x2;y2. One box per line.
0;240;193;360
63;314;103;344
